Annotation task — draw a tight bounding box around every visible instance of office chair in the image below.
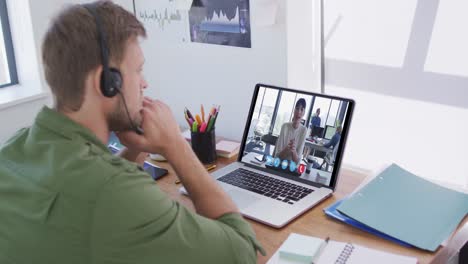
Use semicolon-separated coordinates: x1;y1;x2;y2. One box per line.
320;140;340;172
247;119;265;149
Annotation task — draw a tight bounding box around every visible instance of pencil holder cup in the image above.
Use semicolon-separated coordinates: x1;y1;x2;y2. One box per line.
191;128;217;164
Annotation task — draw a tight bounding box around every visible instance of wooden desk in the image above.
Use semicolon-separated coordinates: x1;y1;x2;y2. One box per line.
149;156;467;264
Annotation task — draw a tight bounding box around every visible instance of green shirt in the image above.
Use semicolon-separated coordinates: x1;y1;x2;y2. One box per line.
0;107;264;263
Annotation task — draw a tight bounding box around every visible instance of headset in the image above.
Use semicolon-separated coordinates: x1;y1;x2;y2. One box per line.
83;3;143;135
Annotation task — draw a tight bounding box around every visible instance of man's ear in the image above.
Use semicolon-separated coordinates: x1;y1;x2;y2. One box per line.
89;65;103;97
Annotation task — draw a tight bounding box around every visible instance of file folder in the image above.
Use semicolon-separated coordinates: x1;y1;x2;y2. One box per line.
324;199;412;247
337;164;468;251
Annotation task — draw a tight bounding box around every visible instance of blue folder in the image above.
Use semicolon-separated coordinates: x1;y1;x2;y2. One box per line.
337;164;468;251
324;199;413;248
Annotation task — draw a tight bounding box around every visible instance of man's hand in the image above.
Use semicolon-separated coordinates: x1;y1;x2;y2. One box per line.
116;97;183;156
288;139;296;153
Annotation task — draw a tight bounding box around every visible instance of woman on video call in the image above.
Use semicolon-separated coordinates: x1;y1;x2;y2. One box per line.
273;98;307;164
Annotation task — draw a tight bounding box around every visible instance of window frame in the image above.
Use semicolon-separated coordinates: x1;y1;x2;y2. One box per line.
0;0;18;89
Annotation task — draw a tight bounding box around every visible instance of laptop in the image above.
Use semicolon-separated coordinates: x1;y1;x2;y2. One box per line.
181;84;354;228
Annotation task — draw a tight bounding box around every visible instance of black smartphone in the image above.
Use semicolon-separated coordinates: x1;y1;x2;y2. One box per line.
143;161;168;180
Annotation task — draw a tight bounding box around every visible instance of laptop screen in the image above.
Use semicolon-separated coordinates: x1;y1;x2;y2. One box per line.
239;84;354;188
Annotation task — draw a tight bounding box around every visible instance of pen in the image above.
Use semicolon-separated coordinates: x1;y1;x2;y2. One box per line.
208;110;219;132
184;110;191;127
206;113;212;125
200;122;207;133
312;237;329;264
201;104;205;123
192;121;198;132
210;106;216;116
185;107;194;120
207;115;215;132
195;114;202;125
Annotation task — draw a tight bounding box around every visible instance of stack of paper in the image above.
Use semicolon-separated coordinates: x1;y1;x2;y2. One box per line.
335;164;468;251
216;140;240;158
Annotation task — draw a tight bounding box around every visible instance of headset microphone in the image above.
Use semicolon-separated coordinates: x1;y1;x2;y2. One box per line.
83;3;143;135
117;90;144;135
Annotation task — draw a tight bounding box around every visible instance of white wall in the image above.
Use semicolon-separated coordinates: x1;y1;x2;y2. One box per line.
324;0;468;187
137;1;288;141
0;0;132;143
286;0;321;92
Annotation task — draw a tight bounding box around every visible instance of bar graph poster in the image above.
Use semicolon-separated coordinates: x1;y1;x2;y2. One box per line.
189;0;251;48
133;0;192;44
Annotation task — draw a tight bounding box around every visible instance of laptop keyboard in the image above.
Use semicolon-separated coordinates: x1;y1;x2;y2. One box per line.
218;168;314;205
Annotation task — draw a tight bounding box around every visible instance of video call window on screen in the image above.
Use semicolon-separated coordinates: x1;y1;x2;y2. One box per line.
242;86;350;187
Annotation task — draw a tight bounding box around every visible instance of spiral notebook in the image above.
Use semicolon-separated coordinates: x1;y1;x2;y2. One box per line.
267;233;417;264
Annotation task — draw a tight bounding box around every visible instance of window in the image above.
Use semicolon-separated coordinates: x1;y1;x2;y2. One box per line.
269;91;312;136
254;88;316;137
0;0;18;88
325;99;340;127
310;98;347;128
255;88;278;135
272;91;296;135
310;97;331;127
252;87;265;120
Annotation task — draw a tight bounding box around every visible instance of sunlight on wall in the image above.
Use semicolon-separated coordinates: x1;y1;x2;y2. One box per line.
327;84;468;188
425;1;468;77
324;0;417;68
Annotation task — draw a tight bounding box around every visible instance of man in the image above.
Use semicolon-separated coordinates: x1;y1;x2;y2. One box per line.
274;98;308;164
323;125;342;149
0;1;263;263
311;108;321;128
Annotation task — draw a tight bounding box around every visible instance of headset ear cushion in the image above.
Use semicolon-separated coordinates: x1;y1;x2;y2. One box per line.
101;68;122;97
109;68;123;92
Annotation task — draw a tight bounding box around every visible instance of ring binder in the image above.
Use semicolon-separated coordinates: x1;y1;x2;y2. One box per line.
336;243;354;264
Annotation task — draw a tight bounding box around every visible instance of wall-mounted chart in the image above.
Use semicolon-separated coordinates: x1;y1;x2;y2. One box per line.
134;0;251;48
189;0;251;48
133;0;192;44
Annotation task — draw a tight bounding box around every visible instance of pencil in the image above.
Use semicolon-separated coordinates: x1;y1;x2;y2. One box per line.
206;164;217;171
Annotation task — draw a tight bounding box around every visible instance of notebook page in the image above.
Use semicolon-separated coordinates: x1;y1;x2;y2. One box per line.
316;241;417;264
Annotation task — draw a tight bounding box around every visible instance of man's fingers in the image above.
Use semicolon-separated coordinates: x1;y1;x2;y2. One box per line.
117;131;148;149
143;100;157;111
